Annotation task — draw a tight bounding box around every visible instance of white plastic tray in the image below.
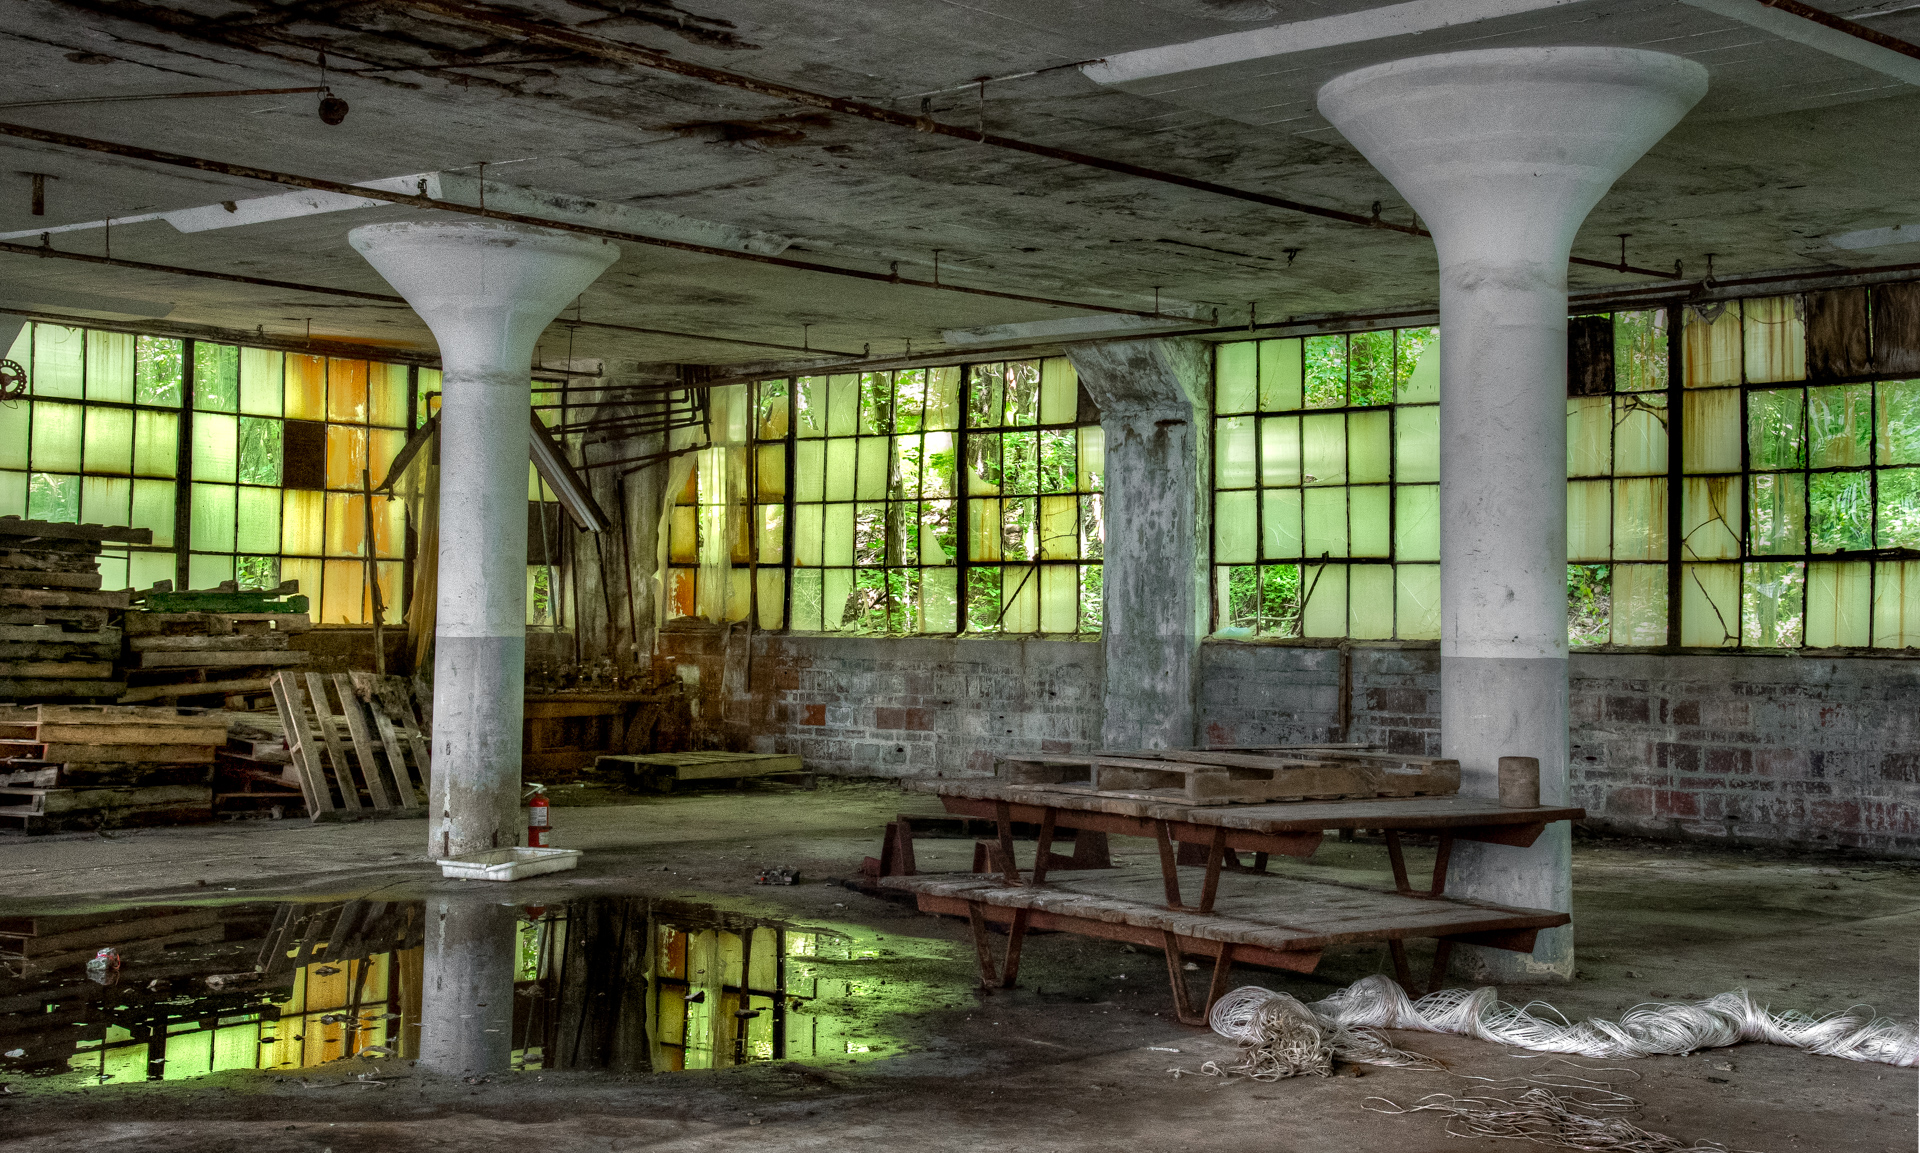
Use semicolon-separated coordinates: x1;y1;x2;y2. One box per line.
435;847;581;881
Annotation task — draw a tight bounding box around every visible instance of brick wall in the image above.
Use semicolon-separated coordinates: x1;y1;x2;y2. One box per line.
1198;642;1920;856
653;627;1102;778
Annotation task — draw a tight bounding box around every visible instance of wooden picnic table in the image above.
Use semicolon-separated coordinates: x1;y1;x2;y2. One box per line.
880;777;1583;1018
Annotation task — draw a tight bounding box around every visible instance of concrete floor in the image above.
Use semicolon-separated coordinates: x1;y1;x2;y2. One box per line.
0;780;1914;1152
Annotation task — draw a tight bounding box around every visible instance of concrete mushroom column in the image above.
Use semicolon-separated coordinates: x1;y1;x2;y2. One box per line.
348;222;618;860
1316;49;1706;980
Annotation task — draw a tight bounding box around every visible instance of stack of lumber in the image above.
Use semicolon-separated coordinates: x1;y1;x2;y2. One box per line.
213;709;305;816
995;743;1460;805
121;581;311;706
0;515;145;703
1;906;223;978
0;704;227;833
271;671;430;821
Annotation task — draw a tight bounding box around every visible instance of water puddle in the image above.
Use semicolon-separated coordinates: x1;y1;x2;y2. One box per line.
0;894;966;1087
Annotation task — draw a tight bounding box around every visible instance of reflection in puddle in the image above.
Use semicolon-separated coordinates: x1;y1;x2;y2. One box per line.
0;895;957;1087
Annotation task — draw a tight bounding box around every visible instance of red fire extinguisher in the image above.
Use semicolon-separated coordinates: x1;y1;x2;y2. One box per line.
526;784;551;848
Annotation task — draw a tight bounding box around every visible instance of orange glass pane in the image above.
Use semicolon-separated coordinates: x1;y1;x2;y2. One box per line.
669;568;698;618
369;363;409;428
322;558;365;624
285;355;327;420
325;492;367;557
327;359;369;423
326;424;369;491
281;490;324;555
371;560;403;624
371;494;405;558
368;428;407;487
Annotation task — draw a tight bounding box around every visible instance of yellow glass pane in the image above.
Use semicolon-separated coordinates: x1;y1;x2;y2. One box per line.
1302;488;1347;558
1301;413;1345;486
1039;495;1079;560
1872;561;1920;647
669;506;697;564
1214;491;1256;564
326;424;369;491
1681;476;1741;560
31;325;84;398
1567;479;1611;562
1348;564;1394;639
368;428;407;488
1681;563;1740;647
1682;389;1740;474
324;492;366;557
1039;357;1077;425
369;362;409;427
1395;564;1440;639
756;445;786;501
1263;489;1302;559
1215;418;1256;488
285;354;326;420
1350;485;1390;557
1611;563;1668;645
1612;394;1668;476
326;359;369;423
1612;478;1667;561
1216;343;1256;413
758;504;785;564
1347;410;1390;483
1259;339;1303;411
1300;564;1346;637
1039;563;1078;633
322;558;365;624
133;410;178;478
854;437;888;501
1000;564;1039;633
192;412;238;482
85;331;133;402
84;406;133;474
823;439;856;502
1078;426;1104;493
282;489;324;555
1261;416;1301;486
239;347;284;416
1567;397;1610;478
791;504;822;566
1741;296;1805;384
822;503;854;566
30;402;81;472
0;470;22;518
756;569;786;630
1683;303;1741;387
371;495;405;558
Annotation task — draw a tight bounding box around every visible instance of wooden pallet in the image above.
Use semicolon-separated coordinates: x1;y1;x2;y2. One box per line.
0;704;225;812
0;515;129;704
271;671;430;821
595;750;810;792
121;601;313;706
997;745;1459;804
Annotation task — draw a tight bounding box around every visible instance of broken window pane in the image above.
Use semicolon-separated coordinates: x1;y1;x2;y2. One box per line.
1681;563;1740;647
1877;379;1920;464
1613;394;1668;476
1304;335;1346;408
789;568;823;630
1568;564;1610;646
1878;466;1920;549
27;472;78;522
1809;472;1872;552
194;343;240;412
1742;561;1804;648
1747;388;1805;470
1348;330;1394;406
1808;383;1873;468
965;566;1000;632
134;337;183;407
1614;310;1667;393
1612;478;1667;561
1395;328;1439;403
1681;477;1741;560
1748;472;1805;555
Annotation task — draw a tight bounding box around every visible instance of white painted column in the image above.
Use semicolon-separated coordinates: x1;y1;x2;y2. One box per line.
349;222;618;859
1317;49;1706;981
417;896;516;1075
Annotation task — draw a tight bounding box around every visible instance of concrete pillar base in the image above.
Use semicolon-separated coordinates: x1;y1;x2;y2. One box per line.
418;898;516;1076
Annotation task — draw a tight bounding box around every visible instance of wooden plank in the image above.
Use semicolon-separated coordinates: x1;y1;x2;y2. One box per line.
0;678;125;698
0;643;119;662
119;677;272;703
0;910;220;957
354;672;431;794
0;549;104;571
0;626;120;645
0;588;130;609
332;674;393;811
43;744;216;764
0;570;102;590
0;517;152;545
130;650;308;668
304;672;362;813
0;607;110;630
123;611;313;636
25;704;225;726
1182;795;1587;833
357;682;420;810
32;723;226;745
270;674;333;819
0;661;115;679
0;784;213;815
129;634;290;652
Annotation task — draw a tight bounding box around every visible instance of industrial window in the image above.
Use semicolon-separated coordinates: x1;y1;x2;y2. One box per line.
1210;327;1440;639
1;322;414;624
666;360;1104;635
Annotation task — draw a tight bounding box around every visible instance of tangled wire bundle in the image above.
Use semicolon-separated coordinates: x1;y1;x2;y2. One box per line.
1202;974;1918;1074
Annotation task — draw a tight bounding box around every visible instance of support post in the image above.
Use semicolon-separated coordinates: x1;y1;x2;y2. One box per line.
417;897;516;1076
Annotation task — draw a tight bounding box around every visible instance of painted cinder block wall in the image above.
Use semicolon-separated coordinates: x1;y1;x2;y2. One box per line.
654;626;1920;856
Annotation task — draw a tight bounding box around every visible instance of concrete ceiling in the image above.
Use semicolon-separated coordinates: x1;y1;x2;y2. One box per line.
0;0;1917;372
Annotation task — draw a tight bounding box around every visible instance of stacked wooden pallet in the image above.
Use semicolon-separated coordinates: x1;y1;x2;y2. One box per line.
121;582;312;706
213;709;306;817
995;744;1460;805
271;671;431;821
0;516;145;703
1;905;224;977
0;704;228;833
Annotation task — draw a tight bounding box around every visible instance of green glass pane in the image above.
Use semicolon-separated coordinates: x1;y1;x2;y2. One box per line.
94;550;127;592
0;470;22;518
1612;393;1668;477
237;555;282;592
134;337;184;406
85;331;133;402
0;401;24;470
133;410;178;478
193;343;239;412
239;348;284;416
1878;467;1920;550
128;550;175;592
858;372;892;435
1808;383;1872;468
1215;417;1256;489
1395;485;1439;562
189;553;234;589
1303;334;1346;408
236;485;281;553
1394;405;1438;483
1613;310;1668;392
1301;413;1346;486
415;367;441;428
1214;491;1256;564
1568;564;1610;646
1302;488;1347;558
823;438;856;502
83;406;133;474
32;325;83;398
1216;342;1257;413
1300;563;1347;637
1349;564;1394;638
192;412;238;482
1039;430;1076;493
789;568;823;630
1261;489;1301;559
1259;339;1303;412
1348;330;1394;406
1809;471;1872;553
853;437;889;501
1742;561;1805;648
822;503;854;566
1395;328;1439;403
131;479;175;547
1568;479;1611;562
1349;485;1390;557
793;440;824;502
1878;379;1920;465
825;374;858;437
190;482;236;551
1260;416;1301;487
791;503;823;566
29;402;81;472
1004;361;1040;426
1396;563;1440;639
891;370;925;435
238;417;282;485
1680;563;1740;647
1347;410;1390;483
80;474;130;526
27;472;78;522
1747;473;1804;556
1567;397;1610;478
1746;388;1804;470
